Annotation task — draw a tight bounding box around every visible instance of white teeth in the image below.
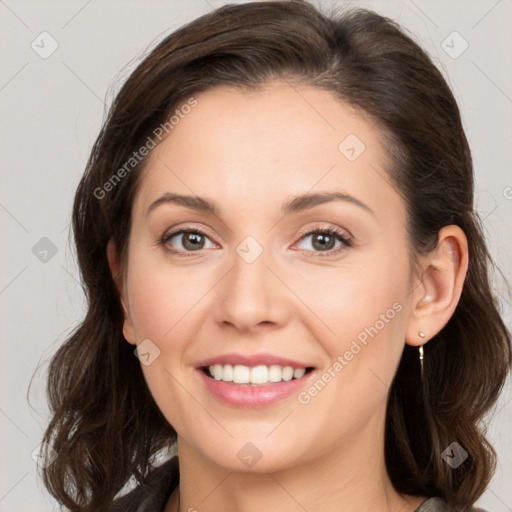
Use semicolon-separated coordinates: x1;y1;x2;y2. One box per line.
222;364;234;382
233;365;250;384
213;364;223;380
293;368;306;379
250;365;268;384
268;365;282;383
207;364;309;384
282;366;294;381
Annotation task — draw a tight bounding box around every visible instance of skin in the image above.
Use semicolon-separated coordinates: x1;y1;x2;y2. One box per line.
107;82;468;512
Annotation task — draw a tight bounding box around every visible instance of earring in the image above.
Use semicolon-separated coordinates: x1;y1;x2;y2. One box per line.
418;331;425;379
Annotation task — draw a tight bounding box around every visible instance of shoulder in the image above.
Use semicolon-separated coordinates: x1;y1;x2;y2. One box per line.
415;497;490;512
102;456;179;512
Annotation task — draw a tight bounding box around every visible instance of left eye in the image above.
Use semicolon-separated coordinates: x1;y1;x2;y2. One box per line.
294;228;351;255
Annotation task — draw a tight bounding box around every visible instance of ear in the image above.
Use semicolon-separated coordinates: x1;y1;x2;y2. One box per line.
106;239;137;345
405;225;469;347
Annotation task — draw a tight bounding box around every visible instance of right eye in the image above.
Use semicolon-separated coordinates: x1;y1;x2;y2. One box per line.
160;227;217;254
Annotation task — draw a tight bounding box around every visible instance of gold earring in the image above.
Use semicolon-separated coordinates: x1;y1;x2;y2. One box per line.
418;332;425;378
419;344;424;378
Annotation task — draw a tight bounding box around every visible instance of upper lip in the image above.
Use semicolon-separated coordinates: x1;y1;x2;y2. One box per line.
195;353;313;369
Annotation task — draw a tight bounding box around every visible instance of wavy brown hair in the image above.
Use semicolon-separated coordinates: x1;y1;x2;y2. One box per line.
33;1;511;511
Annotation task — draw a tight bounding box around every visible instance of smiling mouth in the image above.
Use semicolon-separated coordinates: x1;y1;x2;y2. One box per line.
200;364;315;386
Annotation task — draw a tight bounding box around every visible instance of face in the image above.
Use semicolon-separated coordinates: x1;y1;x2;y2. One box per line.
118;82;416;473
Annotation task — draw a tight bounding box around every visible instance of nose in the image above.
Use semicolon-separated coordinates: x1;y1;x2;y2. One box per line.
214;242;290;334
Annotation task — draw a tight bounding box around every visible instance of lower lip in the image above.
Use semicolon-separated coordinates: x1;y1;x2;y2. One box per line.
197;369;315;408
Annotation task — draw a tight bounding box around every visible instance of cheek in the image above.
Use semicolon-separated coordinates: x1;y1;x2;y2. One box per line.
126;253;205;342
292;267;408;438
291;251;409;342
124;256;206;430
294;249;410;394
127;280;170;341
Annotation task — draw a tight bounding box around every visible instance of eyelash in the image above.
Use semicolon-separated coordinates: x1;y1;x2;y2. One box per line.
159;226;352;258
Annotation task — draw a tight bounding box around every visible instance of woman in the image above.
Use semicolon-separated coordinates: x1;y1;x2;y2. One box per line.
37;1;511;511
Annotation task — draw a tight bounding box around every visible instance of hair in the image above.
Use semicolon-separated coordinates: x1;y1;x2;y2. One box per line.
34;1;511;511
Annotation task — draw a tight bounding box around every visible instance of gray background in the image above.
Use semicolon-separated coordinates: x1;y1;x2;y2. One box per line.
1;0;511;510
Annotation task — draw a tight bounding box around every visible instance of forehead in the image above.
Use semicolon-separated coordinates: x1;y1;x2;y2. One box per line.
133;82;402;222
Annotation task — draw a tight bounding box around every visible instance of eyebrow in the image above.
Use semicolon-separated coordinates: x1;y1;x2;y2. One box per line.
146;191;375;218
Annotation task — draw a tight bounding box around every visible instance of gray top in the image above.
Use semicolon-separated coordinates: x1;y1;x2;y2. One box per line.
104;457;489;512
415;496;488;511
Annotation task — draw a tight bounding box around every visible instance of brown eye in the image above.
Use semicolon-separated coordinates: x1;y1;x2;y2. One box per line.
295;227;352;257
310;232;337;251
181;232;205;250
161;228;215;253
